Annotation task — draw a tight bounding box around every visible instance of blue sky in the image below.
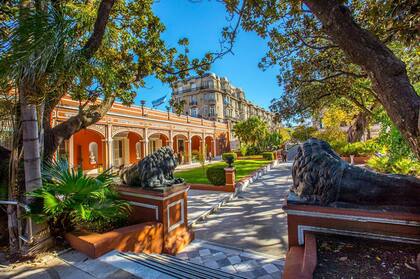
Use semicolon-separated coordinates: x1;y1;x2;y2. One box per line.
134;0;283;110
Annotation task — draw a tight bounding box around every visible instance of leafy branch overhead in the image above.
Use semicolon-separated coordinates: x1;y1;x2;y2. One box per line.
222;0;419;156
0;0;240;160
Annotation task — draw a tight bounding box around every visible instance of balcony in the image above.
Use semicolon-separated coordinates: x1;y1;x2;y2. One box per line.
205;98;216;104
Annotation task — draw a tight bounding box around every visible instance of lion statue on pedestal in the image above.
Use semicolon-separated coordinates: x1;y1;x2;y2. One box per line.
120;146;184;188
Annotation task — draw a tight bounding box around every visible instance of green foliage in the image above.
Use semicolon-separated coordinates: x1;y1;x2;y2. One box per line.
262;152;275;161
222;152;237;162
246;146;261;156
374;109;414;161
261;132;283;151
291;126;317;142
233;116;268;146
367;156;420;176
364;108;420;175
239;145;247;157
222;152;237;167
177;160;271;184
206;165;226;186
311;127;348;153
338;140;378;157
28;160;131;236
170;98;186;116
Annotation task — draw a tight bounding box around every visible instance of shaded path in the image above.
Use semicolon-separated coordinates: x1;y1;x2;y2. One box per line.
193;163;293;258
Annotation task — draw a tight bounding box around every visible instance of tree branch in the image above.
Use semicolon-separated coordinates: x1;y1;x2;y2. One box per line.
81;0;115;59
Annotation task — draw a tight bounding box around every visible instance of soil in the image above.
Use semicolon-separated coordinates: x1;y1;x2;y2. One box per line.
313;234;420;279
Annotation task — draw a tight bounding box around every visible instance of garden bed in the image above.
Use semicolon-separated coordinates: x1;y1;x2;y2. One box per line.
175;159;272;185
313;234;420;279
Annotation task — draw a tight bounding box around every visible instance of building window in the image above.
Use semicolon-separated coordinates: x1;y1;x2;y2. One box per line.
190;108;198;117
189;95;197;105
191;82;196;90
224;96;230;105
209;106;215;116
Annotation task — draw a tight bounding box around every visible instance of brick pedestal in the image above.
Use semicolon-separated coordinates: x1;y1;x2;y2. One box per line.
118;184;194;255
283;193;420;247
224;167;236;192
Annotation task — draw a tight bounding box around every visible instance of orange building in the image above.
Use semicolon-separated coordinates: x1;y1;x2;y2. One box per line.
53;96;231;174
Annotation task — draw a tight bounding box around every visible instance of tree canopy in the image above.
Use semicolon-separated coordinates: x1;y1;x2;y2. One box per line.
223;0;419;156
0;0;238;159
233;116;269;147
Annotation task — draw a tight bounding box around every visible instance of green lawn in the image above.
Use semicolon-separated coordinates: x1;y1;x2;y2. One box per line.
175;159;272;185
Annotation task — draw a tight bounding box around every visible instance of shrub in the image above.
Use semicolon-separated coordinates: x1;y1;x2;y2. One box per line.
240;145;247;157
28;160;131;236
339;140;378;157
206;165;226;186
367;155;420;176
192;150;200;162
222;152;237;162
262;152;275;160
246;145;261;156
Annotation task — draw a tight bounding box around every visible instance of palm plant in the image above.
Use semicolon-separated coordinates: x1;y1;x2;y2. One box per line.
28;160;130;236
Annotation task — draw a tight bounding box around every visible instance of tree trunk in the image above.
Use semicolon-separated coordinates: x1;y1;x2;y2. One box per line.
347;111;369;143
304;0;420;157
19;83;42;193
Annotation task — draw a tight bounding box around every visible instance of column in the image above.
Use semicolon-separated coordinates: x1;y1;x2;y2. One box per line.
69;135;74;168
187;132;192;164
144;128;149;156
168;130;173;148
107;124;113;169
201;133;206;159
213;134;217;157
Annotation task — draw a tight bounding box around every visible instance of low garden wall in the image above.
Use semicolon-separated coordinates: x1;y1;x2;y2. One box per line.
340;156;370;164
65;222;163;259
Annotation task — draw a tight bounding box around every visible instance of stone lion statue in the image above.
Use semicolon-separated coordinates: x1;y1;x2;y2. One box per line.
291;138;420;209
120;146;184;188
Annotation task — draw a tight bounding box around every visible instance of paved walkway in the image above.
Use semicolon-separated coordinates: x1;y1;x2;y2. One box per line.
187;189;232;225
193;163;293;258
176;239;285;279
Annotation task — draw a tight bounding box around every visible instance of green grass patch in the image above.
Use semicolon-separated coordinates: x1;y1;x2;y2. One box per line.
175;159;272;185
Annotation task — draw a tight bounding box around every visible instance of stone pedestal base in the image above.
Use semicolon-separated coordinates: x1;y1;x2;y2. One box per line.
118;184;194;255
224;167;235;192
283;193;420;248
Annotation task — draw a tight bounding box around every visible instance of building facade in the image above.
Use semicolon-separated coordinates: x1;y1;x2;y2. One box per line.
53;96;230;174
171;73;274;127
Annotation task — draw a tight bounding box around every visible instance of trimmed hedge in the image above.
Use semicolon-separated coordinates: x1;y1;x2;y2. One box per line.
222;152;237;162
206;165;226;186
262;152;275;160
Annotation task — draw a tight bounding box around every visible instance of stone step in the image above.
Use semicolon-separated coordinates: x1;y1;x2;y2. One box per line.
100;251;247;279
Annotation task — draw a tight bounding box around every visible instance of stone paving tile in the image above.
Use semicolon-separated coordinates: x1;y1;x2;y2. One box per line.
262;263;280;274
175;239;285;279
228;255;242;265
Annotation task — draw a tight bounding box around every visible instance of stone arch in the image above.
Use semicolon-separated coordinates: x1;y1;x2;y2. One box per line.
148;132;169;153
87;124;106;138
205;135;214;157
173;133;188;157
112;126;143;138
72;129;105;171
112;131;144;167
